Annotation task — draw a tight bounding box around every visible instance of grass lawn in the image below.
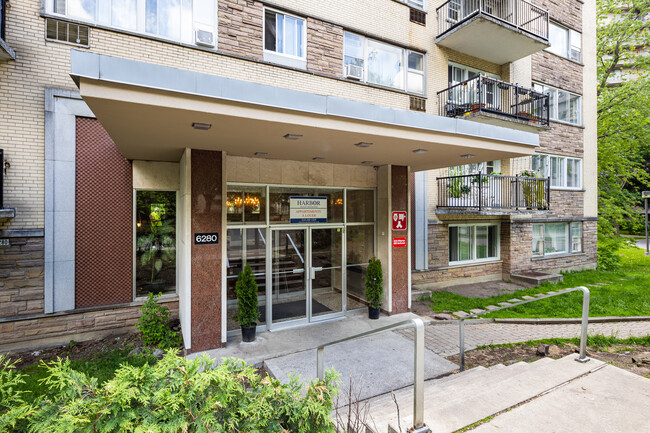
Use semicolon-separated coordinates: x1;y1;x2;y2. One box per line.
428;244;650;318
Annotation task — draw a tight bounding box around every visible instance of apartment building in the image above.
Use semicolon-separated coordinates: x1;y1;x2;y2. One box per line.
0;0;595;353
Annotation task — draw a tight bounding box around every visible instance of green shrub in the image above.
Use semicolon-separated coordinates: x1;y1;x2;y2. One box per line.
20;351;338;432
365;257;383;309
597;235;622;271
0;355;32;432
234;263;260;327
135;292;182;349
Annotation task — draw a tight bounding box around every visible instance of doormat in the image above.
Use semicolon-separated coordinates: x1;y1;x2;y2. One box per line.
259;300;331;322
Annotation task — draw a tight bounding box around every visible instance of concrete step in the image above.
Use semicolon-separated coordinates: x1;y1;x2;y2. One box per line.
361;355;604;433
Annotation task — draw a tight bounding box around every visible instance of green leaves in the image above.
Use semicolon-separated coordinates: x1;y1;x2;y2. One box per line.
135;293;182;349
234;263;260;327
365;257;383;309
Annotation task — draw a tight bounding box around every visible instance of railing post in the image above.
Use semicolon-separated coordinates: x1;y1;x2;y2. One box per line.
515;176;520;209
515;83;519;121
546;176;551;209
478;173;482;211
317;347;325;380
459;319;465;372
576;287;591;363
412;318;426;430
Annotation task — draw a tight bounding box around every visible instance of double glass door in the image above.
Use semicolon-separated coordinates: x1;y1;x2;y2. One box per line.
270;227;343;325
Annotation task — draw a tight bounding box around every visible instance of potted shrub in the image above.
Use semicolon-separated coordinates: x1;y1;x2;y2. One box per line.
519;170;547;208
234;263;260;342
365;257;383;319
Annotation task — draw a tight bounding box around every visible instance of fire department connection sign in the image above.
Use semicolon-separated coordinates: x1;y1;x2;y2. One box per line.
290;196;327;223
392;211;407;230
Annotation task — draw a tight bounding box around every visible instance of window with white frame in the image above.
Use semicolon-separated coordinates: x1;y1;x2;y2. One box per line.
532;154;582;189
343;32;425;95
532;222;582;257
395;0;427;11
533;83;581;125
448;63;500;108
546;22;581;62
450;160;501;176
264;9;306;59
449;224;499;264
48;0;216;46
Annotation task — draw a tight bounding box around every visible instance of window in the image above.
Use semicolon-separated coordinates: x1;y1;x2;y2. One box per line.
449;224;499;264
533;83;581;125
49;0;215;46
532;222;582;256
450;160;501;176
448;63;500;109
135;191;177;297
264;9;305;59
394;0;427;11
547;22;581;62
343;32;425;95
532;154;582;189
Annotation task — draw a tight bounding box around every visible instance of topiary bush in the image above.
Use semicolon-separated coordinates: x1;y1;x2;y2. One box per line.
365;257;383;309
5;351;339;432
135;292;182;349
234;263;260;327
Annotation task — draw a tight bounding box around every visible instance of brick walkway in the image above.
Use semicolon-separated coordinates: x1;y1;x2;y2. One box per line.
397;320;650;357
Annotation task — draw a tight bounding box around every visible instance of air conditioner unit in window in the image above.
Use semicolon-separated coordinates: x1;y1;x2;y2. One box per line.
344;64;364;80
195;29;215;47
569;49;581;62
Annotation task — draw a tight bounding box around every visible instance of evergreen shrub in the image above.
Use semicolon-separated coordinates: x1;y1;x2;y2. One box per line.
135;292;182;349
365;257;383;309
234;263;260;327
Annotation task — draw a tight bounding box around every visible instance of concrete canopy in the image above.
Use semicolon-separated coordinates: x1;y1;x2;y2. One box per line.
70;51;539;171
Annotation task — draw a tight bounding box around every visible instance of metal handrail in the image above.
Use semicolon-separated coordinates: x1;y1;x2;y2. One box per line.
458;286;591;371
317;318;429;432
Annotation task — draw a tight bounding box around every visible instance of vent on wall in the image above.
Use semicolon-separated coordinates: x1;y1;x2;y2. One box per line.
46;18;89;47
409;96;426;112
410;8;426;26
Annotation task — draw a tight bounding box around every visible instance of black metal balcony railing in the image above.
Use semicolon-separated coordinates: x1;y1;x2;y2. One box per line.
437;0;549;40
437;173;550;211
437;75;550;126
1;0;6;40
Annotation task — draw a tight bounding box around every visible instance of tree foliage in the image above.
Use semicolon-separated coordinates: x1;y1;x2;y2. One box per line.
234;263;260;327
365;257;384;309
135;292;183;349
597;0;650;238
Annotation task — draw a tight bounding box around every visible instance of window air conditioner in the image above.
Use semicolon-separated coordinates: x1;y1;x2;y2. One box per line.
344;64;364;80
195;29;215;47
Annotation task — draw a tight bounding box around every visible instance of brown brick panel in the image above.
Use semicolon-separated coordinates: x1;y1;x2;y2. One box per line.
218;0;264;60
532;51;583;96
0;237;44;319
75;118;133;308
412;262;503;285
307;17;344;78
536;0;582;32
0;299;178;352
538;121;584;156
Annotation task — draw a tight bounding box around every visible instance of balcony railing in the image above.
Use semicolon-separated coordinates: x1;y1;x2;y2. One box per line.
438;75;550;127
437;173;550;211
437;0;549;40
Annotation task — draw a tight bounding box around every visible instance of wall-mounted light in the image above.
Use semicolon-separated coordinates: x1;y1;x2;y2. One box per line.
254;152;268;157
361;161;374;165
413;149;427;154
192;122;212;130
3;160;9;175
284;134;303;140
460;154;475;159
312;157;324;161
136;221;142;228
355;142;373;148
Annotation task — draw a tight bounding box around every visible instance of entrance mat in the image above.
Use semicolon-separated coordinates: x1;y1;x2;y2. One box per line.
259;300;330;322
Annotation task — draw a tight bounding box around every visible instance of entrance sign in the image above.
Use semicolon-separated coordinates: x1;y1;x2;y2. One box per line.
393;237;407;247
392;211;407;230
290;196;327;223
194;233;219;245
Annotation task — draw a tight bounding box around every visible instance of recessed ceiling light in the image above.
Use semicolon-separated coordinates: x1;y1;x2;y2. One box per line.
355;142;373;148
312;157;325;161
460;154;475;159
254;152;268;157
413;149;427;154
361;161;374;165
284;134;303;140
192;122;212;130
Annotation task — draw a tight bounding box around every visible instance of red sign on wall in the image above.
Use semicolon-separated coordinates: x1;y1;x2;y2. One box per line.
393;237;407;248
392;211;407;230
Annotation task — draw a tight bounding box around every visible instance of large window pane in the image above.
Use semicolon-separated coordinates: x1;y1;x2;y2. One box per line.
264;10;277;51
135;191;176;297
532;223;544;255
269;188;343;223
344;32;364;67
111;0;137;30
544;223;568;254
367;40;404;89
488;225;498;258
569;94;581;124
146;0;181;40
557;90;569;122
571;222;582;252
346;189;374;223
548;22;568;57
226;186;266;224
476;226;488;259
66;0;97;21
458;226;472;261
346;225;374;308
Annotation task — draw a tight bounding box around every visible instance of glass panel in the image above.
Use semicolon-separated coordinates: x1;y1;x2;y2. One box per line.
225;186;266;224
544;223;568;254
476;226;488;259
276;13;284;53
557;90;569;122
548;88;557;120
226;228;267;331
269;188;342;224
181;0;193;43
450;226;472;263
296;18;304;57
367;40;404;89
488;225;498;258
569;94;581;125
346;225;373;309
344;32;364;67
567;159;581;188
550;156;565;187
571;222;582;252
570;29;581;61
407;72;424;94
264;10;277;51
67;0;97;21
408;52;423;71
146;0;181;39
135;191;176;297
111;0;137;30
532;223;544;256
311;228;343;317
271;229;306;323
285;15;298;56
346;189;374;223
548;22;568;57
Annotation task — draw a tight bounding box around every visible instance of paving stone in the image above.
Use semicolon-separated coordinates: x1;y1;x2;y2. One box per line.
521;296;536;300
453;311;470;318
546;291;557;295
485;305;499;310
434;313;455;320
535;293;546;297
470;309;486;315
498;302;512;307
508;298;523;303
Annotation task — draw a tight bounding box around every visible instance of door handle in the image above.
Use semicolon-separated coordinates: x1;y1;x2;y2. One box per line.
292;269;305;274
311;267;323;279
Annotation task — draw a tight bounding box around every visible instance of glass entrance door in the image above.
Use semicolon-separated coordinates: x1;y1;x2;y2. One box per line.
310;227;343;320
271;229;307;323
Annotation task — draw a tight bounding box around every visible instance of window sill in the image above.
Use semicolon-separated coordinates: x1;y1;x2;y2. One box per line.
541;49;584;67
532;252;585;261
391;0;427;13
549;118;585;129
436;259;502;270
550;188;585;192
263;51;307;70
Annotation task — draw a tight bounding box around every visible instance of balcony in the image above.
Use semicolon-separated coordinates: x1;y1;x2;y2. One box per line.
437;75;549;131
436;173;550;213
0;0;15;60
436;0;549;64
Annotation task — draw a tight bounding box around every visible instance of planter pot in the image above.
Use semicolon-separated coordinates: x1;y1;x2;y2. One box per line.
144;280;166;293
368;307;381;320
241;324;257;342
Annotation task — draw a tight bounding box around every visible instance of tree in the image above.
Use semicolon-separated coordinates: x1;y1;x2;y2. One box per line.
597;0;650;238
